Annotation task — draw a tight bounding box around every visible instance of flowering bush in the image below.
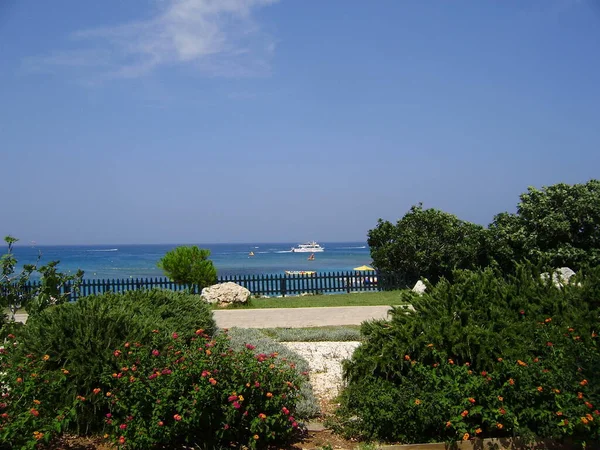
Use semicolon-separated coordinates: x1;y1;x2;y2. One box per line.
335;264;600;445
98;330;305;449
0;336;85;449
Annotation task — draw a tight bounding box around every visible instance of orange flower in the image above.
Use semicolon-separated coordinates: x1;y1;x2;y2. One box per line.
33;431;44;440
578;392;584;399
461;410;469;417
499;408;506;415
404;355;411;361
537;386;543;392
497;423;504;429
517;360;527;367
253;434;259;440
581;379;588;386
414;399;421;405
30;409;39;417
33;399;41;405
427;343;434;348
16;377;23;383
498;396;504;401
446;421;452;428
106;392;112;397
497;357;503;362
42;355;50;361
93;388;102;395
258;413;267;420
463;433;470;441
206;349;212;356
556;411;563;416
475;428;482;434
448;359;454;365
553;389;561;394
266;392;273;398
209;378;217;386
62;369;69;374
586;414;594;422
509;378;515;385
581;417;589;425
468;398;476;404
545;318;552;323
76;395;86;401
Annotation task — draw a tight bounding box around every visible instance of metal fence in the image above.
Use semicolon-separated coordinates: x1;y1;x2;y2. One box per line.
22;271;409;302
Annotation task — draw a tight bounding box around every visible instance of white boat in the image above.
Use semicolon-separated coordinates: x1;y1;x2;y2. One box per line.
290;241;325;253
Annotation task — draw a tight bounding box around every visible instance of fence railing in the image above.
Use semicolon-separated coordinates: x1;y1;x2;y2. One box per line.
21;271;410;302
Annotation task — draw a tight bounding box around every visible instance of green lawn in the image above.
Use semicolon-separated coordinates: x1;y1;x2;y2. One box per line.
218;289;407;309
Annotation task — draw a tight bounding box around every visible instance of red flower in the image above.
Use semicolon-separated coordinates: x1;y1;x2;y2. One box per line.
172;332;179;339
106;413;112;418
519;310;525;315
546;342;553;347
30;409;39;417
120;424;127;430
228;395;238;402
152;349;160;357
174;414;182;421
404;355;411;361
209;377;217;385
113;350;122;357
233;401;241;409
468;398;476;404
158;421;164;426
245;343;256;350
461;410;469;417
499;408;506;415
282;407;290;415
259;413;267;420
119;436;125;445
585;401;594;409
481;371;487;377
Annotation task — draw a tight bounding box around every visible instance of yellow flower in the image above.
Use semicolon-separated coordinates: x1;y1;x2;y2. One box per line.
462;433;470;441
42;355;50;361
62;369;69;374
33;399;41;405
238;395;244;402
253;434;259;440
475;428;482;434
414;399;421;405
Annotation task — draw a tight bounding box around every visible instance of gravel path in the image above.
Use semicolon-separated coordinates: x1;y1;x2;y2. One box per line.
282;341;361;401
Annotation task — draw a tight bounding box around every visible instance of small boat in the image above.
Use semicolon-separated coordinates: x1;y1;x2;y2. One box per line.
285;270;316;276
290;241;324;253
308;253;315;261
248;251;255;257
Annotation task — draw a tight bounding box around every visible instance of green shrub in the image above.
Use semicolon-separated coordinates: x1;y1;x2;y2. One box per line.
158;245;217;291
335;264;600;444
226;328;320;419
6;289;215;434
99;330;303;449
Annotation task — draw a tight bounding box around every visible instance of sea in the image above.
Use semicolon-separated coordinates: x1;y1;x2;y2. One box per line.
10;242;372;280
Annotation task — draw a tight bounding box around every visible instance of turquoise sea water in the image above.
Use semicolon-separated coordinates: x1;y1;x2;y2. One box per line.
10;242;372;279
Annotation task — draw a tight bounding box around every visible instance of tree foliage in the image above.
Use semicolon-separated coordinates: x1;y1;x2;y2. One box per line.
368;204;487;283
0;236;83;323
157;245;217;290
369;180;600;280
489;180;600;271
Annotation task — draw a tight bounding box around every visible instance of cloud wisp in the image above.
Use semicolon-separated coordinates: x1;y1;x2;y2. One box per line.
24;0;278;81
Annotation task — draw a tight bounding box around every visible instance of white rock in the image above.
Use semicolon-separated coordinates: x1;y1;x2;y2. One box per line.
540;267;576;288
412;280;427;295
201;282;251;307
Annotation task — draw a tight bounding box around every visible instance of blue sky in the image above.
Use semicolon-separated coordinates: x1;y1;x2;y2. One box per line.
1;0;599;245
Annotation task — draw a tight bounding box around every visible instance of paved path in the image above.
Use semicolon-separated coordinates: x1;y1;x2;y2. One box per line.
213;305;394;328
13;306;395;328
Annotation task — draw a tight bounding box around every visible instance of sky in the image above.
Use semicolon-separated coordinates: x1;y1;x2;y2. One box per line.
1;0;599;245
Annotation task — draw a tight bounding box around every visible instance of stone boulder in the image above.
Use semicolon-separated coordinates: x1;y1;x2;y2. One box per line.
540;267;576;288
201;282;251;307
412;280;427;295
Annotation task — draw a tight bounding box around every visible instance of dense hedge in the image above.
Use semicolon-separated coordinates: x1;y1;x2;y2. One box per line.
335;264;600;444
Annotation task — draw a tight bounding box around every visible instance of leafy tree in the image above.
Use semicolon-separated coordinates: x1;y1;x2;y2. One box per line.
0;236;83;323
489;179;600;271
368;204;487;283
157;245;217;291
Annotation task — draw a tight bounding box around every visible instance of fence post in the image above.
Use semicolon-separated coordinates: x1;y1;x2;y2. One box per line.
346;272;351;293
280;276;286;297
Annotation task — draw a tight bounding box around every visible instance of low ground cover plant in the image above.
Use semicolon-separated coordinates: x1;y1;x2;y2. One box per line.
334;264;600;445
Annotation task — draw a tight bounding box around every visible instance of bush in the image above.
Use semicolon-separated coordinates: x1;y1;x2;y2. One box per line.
98;330;303;449
157;246;217;291
335;264;600;444
226;328;320;419
5;289;215;434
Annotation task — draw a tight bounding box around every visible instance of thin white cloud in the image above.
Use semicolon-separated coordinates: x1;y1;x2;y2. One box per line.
25;0;278;81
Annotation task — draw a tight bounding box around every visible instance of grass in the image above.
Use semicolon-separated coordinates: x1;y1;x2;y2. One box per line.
260;325;363;342
217;290;407;309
